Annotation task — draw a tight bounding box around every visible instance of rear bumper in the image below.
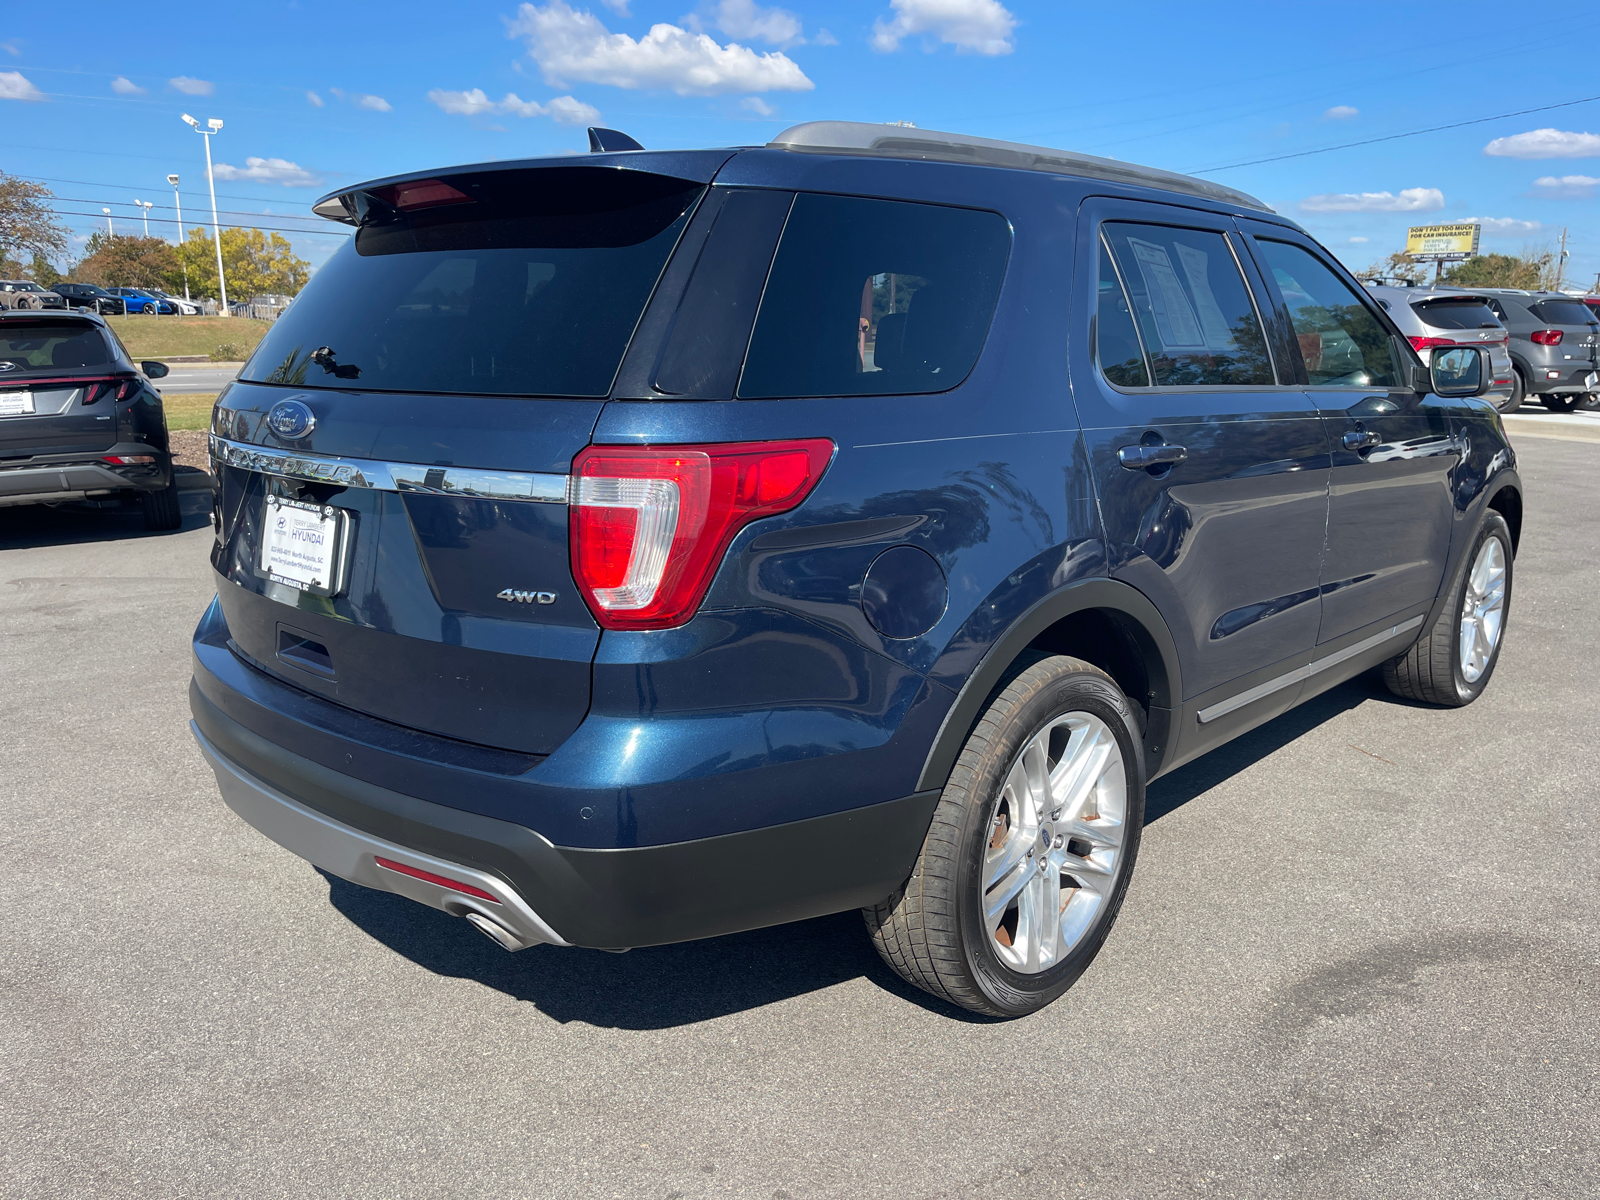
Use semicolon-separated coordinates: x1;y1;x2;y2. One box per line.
190;642;941;950
1529;365;1597;394
0;457;169;506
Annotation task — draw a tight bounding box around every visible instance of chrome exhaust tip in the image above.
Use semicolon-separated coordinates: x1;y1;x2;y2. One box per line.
461;909;534;952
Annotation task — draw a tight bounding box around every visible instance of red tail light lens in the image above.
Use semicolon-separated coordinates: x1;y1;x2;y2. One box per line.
1407;336;1455;351
570;439;835;630
1530;329;1563;345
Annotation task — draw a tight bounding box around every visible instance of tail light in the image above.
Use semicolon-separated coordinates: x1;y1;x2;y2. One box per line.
80;377;137;406
1530;329;1563;345
1407;336;1455;351
570;439;835;630
102;454;156;465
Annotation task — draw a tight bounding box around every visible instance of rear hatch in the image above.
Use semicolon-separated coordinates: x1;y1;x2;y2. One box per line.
1524;296;1599;370
209;157;724;755
0;316;123;458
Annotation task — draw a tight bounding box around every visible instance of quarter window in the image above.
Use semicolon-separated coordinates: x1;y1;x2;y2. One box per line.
1101;222;1274;387
1254;240;1400;388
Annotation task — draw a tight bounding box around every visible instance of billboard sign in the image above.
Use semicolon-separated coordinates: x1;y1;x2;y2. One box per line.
1406;223;1481;261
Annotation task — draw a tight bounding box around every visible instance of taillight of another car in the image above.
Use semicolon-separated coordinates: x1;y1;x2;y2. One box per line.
1529;329;1563;345
569;439;835;630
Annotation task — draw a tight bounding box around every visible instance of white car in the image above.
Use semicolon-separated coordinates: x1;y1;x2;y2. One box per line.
153;290;202;316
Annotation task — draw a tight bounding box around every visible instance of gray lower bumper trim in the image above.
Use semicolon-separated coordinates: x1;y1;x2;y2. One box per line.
0;462;131;500
192;721;569;950
1196;615;1424;725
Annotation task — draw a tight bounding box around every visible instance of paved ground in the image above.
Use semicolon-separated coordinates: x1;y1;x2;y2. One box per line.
1;437;1595;1200
157;364;242;394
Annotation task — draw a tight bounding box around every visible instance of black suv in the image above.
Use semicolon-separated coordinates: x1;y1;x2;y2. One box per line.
0;311;182;529
189;122;1521;1017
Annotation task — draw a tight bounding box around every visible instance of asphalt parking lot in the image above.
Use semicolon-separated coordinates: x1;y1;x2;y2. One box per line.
2;433;1596;1200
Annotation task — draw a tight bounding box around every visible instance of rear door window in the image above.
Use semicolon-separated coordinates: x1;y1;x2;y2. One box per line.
1100;222;1274;386
736;194;1011;399
1253;239;1400;388
1412;298;1501;331
1095;236;1151;387
241;168;705;397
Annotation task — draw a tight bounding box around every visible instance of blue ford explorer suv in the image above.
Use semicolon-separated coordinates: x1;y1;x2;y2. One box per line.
190;122;1521;1017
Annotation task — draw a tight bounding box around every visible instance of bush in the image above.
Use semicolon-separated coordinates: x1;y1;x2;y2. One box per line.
210;342;248;362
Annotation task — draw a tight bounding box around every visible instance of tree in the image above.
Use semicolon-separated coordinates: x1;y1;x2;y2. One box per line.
26;254;62;289
1444;251;1557;291
75;233;183;291
176;226;311;301
1357;251;1426;285
0;172;68;270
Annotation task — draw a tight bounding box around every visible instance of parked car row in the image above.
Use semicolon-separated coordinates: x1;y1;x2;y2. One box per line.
1;281;208;317
1366;284;1599;413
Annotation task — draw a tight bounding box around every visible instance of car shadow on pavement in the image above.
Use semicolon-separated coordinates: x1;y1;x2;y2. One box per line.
321;669;1403;1030
0;487;211;549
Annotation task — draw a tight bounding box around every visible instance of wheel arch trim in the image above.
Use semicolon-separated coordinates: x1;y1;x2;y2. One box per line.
916;578;1182;793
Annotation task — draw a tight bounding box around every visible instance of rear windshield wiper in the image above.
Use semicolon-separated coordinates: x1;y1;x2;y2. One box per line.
311;346;360;380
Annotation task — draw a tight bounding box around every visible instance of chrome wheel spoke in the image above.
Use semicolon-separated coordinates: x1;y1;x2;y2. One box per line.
1459;537;1508;684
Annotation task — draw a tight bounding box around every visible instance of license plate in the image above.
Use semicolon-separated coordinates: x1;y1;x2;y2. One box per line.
259;496;350;596
0;390;34;417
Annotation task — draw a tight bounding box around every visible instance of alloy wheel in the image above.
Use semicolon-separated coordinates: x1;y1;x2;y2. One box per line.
1459;537;1507;684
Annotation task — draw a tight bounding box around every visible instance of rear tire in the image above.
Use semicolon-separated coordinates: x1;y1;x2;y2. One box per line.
139;480;183;532
1499;368;1524;413
1382;511;1512;707
864;654;1145;1018
1539;393;1580;412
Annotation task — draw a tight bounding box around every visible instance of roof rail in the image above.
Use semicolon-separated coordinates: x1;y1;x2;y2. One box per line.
767;121;1272;213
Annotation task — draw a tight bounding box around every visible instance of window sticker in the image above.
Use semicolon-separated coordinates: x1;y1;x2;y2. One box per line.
1127;237;1205;352
1174;241;1236;349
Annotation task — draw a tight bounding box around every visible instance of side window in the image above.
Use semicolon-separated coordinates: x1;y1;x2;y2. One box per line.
1096;236;1150;388
1254;239;1400;388
737;193;1011;399
1101;222;1274;387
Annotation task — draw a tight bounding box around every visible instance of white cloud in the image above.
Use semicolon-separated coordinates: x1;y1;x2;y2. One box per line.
0;71;44;101
1532;173;1600;198
1348;236;1369;244
741;95;776;116
689;0;804;48
1483;128;1600;159
429;87;600;125
1323;105;1358;120
306;90;324;107
813;28;839;45
1;41;19;57
508;1;813;96
355;93;392;112
111;76;146;96
1299;187;1444;213
210;157;322;187
871;0;1017;55
600;0;630;11
1459;216;1543;237
169;76;214;96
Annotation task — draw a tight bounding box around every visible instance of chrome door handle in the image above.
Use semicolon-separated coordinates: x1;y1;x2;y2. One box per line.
1117;444;1188;469
1342;429;1381;451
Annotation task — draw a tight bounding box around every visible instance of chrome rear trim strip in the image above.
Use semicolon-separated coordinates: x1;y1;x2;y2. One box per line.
1196;615;1424;725
208;434;569;503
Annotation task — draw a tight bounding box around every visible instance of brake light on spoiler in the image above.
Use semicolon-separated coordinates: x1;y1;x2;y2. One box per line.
570;439;835;630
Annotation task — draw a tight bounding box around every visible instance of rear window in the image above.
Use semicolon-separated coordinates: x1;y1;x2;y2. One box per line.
1528;299;1597;325
1412;298;1500;331
736;194;1010;399
0;321;111;373
241;168;705;397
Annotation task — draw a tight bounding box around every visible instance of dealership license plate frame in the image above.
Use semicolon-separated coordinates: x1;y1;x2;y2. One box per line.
0;390;36;417
258;494;352;597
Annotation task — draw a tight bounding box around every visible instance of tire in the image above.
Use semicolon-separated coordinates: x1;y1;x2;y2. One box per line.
864;654;1146;1018
1382;511;1512;707
1499;368;1524;414
1539;393;1580;412
139;480;183;531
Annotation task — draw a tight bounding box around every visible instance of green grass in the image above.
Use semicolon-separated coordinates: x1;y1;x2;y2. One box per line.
163;393;218;432
105;315;272;361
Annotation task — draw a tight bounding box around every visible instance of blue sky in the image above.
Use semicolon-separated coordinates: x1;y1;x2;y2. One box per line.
5;0;1599;287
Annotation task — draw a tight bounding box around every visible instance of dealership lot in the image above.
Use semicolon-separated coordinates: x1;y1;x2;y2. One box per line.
1;436;1595;1200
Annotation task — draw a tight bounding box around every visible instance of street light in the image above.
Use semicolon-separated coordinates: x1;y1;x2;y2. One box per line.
134;199;153;238
102;207;114;236
181;113;229;316
168;174;190;301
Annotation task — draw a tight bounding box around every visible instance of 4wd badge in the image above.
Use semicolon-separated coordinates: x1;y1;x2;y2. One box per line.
498;589;557;605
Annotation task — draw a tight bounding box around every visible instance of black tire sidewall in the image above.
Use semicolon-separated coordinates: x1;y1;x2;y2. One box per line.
1449;513;1513;703
954;666;1146;1016
1501;369;1524;413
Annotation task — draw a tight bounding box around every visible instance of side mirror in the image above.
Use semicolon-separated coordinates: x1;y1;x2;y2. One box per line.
1429;346;1487;398
142;360;170;379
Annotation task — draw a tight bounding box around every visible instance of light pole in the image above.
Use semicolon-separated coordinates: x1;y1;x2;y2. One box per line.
102;207;114;236
181;113;229;316
135;200;153;237
167;173;189;301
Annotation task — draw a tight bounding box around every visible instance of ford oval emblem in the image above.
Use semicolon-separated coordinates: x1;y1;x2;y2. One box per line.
266;400;315;440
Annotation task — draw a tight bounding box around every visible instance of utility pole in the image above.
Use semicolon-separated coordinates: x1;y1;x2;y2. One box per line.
168;174;189;301
1555;226;1569;292
181;114;229;316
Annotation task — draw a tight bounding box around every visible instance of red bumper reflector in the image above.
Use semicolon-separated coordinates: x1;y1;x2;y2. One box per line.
374;856;501;903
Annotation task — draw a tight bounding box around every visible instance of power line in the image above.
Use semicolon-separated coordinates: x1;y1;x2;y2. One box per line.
17;170;328;209
1190;93;1600;173
50;208;347;239
50;195;330;227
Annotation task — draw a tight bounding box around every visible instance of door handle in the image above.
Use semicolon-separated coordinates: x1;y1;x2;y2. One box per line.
1117;443;1188;469
1343;429;1381;451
